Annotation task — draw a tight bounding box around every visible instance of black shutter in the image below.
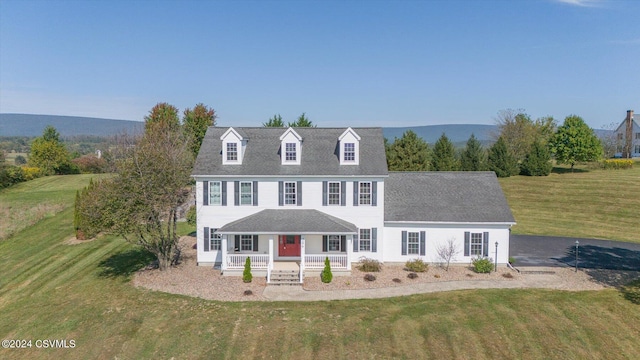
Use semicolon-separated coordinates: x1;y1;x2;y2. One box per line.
234;181;239;206
464;232;470;256
322;235;327;252
341;181;346;206
235;235;240;251
483;232;489;257
253;235;259;252
278;181;283;206
297;181;302;206
322;181;328;206
341;236;346;253
353;233;359;252
253;181;258;206
401;231;407;256
372;228;377;253
203;227;210;252
203;181;209;206
419;231;426;256
353;181;359;206
372;181;377;206
221;181;227;206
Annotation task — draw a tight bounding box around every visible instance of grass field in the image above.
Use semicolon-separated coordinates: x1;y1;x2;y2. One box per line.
1;174;639;359
500;162;640;243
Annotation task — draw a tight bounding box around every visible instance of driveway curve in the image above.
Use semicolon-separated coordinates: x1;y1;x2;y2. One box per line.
510;235;640;271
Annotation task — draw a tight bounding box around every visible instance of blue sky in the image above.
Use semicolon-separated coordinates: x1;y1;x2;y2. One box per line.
1;0;638;129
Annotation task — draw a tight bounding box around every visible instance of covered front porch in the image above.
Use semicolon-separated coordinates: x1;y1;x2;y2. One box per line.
216;209;358;283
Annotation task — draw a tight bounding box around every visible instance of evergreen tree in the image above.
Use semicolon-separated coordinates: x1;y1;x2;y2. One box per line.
321;257;333;283
386;130;430;171
488;137;519;177
521;139;552;176
549;115;602;171
263;114;285;127
460;134;487;171
431;133;458;171
288;112;316;127
243;257;253;283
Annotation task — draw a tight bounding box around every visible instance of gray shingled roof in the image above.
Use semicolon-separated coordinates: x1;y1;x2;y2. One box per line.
217;209;358;234
192;127;388;176
385;172;516;223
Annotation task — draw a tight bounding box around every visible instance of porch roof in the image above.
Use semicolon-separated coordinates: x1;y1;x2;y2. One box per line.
216;209;358;235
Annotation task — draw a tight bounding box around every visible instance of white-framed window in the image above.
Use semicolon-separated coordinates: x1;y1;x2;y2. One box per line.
635;132;640;140
241;235;254;251
344;143;355;161
359;181;371;205
210;229;222;250
407;232;420;255
240;181;252;205
328;181;340;205
470;232;483;256
209;181;222;205
285;142;296;161
617;133;624;140
284;181;297;205
635;145;640;154
359;229;371;251
226;143;238;161
328;235;341;252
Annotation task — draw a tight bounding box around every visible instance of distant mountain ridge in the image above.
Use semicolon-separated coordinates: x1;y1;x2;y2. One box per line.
0;113;143;137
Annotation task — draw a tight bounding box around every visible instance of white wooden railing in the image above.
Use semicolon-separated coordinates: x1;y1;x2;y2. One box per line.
304;254;348;269
227;254;269;269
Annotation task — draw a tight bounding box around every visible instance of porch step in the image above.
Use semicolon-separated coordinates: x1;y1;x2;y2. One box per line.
269;270;301;285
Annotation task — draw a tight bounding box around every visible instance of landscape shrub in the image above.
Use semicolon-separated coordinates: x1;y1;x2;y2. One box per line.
321;257;333;283
72;154;108;173
621;278;640;304
407;272;418;279
14;155;27;165
601;159;634;170
472;257;494;273
357;257;382;272
364;274;376;282
405;258;428;272
0;165;25;189
243;257;252;283
22;166;43;181
508;256;516;265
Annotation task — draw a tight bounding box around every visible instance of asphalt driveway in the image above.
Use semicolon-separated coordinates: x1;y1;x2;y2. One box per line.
510;235;640;271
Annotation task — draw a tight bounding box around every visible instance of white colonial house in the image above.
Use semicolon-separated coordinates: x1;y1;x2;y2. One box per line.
614;110;640;158
192;126;515;283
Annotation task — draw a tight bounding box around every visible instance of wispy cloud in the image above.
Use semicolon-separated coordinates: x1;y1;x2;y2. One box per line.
554;0;607;7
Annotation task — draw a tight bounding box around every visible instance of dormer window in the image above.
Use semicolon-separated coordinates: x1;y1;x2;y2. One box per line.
344;143;355;162
226;143;238;161
285;143;297;161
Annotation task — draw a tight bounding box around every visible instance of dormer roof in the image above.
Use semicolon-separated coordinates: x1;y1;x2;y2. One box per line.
338;127;361;141
279;127;303;142
220;127;246;141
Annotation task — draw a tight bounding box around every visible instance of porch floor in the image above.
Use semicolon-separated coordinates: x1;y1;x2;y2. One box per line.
273;261;300;271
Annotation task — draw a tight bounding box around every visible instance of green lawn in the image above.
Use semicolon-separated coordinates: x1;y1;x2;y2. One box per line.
1;175;639;359
500;162;640;243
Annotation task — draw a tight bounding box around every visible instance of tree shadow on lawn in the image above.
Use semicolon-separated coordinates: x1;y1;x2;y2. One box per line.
98;248;156;279
553;244;640;303
551;166;590;174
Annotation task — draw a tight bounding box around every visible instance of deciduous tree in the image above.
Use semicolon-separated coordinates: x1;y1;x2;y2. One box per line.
494;109;557;162
460;134;487;171
28;125;73;175
183;103;217;159
144;102;180;132
431;133;458;171
488;137;519;177
549;115;602;171
386;130;430;171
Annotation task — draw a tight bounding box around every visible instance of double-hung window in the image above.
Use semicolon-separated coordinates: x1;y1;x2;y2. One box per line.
359;182;371;205
241;235;254;251
359;229;371;251
209;181;222;205
285;143;296;161
636;132;640;140
328;235;341;252
328;182;341;205
407;232;420;255
226;143;238;161
210;229;222;251
470;232;483;256
284;182;297;205
240;182;253;205
344;143;355;161
635;145;640;154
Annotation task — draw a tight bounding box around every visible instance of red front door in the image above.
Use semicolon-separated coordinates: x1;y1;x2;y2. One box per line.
279;235;300;257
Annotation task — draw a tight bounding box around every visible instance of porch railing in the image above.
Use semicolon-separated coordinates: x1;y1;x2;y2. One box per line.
227;254;269;269
304;254;348;269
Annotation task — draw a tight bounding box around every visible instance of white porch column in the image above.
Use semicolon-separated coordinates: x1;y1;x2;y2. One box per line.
267;237;274;283
300;236;306;283
221;235;228;271
347;234;353;270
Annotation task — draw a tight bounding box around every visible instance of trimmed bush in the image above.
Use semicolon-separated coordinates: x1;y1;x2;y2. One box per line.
405;258;428;272
321;257;333;283
472;257;494;273
364;274;376;282
243;257;252;283
357;257;382;272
